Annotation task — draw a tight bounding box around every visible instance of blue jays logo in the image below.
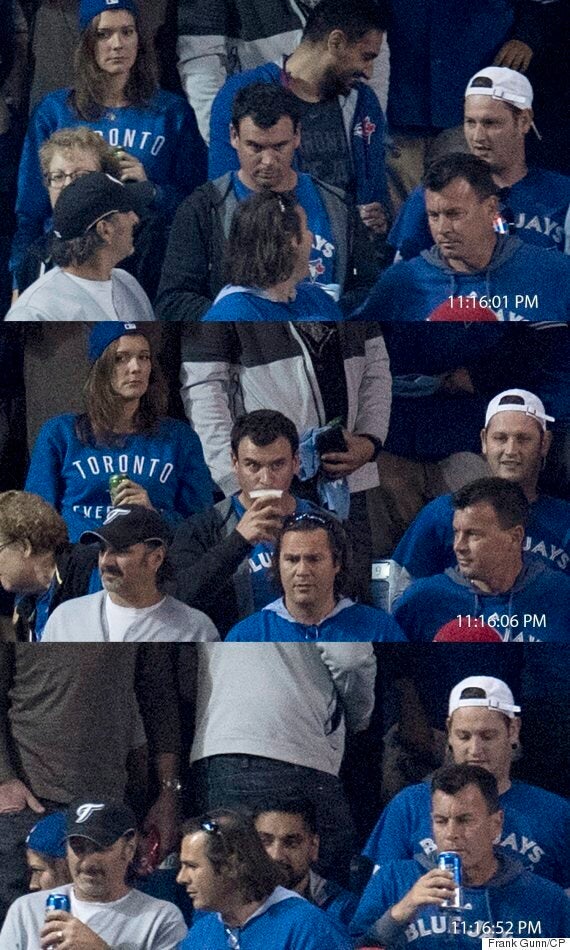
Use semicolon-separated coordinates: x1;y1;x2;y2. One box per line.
75;803;105;823
354;116;376;143
309;258;326;281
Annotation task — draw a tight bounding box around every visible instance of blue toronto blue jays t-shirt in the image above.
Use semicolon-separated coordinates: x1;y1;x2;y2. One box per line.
389;167;570;259
362;780;570;888
232;171;337;289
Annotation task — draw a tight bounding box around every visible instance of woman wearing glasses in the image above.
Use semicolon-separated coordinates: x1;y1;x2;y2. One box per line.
13;127;165;300
11;0;205;291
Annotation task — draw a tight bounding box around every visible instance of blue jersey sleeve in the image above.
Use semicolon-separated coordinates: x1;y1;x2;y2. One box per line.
24;415;69;512
363;784;431;865
161;96;207;216
168;420;215;523
392;494;455;578
12;93;66;275
208;76;246;180
388;186;432;258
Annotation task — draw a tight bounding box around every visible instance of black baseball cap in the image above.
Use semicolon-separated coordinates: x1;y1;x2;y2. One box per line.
79;505;172;550
53;172;155;240
66;800;137;848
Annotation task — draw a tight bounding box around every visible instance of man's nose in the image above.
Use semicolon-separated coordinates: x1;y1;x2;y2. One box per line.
467;735;484;756
453;533;467;552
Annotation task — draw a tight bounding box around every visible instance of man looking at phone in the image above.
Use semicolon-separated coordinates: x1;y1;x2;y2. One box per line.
170;410;326;635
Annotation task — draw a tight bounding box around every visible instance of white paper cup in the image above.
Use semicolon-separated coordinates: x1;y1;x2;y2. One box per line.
249;489;284;500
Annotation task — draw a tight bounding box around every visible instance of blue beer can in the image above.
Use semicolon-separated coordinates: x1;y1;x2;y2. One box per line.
438;851;462;909
46;893;71;913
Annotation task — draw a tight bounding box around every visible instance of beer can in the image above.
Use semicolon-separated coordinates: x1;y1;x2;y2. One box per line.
45;892;71;949
438;851;462;909
109;474;129;503
46;893;71;913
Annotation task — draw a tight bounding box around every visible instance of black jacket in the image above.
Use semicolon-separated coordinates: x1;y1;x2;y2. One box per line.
171;497;254;636
156;171;385;322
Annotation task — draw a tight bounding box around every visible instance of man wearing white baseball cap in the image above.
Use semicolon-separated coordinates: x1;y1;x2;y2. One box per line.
389;66;570;261
388;389;569;605
362;676;570;889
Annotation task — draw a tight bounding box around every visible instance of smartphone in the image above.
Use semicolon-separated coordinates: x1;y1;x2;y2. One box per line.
315;423;347;455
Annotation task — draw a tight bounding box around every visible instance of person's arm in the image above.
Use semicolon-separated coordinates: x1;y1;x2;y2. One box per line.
494;0;556;71
352;85;389;209
207;74;244;179
317;643;377;733
353;324;392;448
176;0;232;143
168;98;208;210
170;422;215;521
24;417;65;510
170;508;252;610
10;95;57;281
320;326;391;478
0;646;45;814
179;322;241;495
135;646;182;860
351;864;455;948
155;190;216;323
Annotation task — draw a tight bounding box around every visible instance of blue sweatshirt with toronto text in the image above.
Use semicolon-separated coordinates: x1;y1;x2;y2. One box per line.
25;414;214;541
12;88;206;277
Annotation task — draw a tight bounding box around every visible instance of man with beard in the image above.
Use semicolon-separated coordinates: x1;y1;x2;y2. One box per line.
207;0;390;236
253;800;357;932
0;801;186;949
41;505;219;642
156;82;379;321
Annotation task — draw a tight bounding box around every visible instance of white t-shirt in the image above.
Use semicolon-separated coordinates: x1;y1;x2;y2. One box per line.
0;884;187;949
105;597;166;642
65;273;117;319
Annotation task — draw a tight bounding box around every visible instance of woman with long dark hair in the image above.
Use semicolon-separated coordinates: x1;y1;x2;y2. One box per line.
12;0;206;284
202;191;343;322
25;323;213;541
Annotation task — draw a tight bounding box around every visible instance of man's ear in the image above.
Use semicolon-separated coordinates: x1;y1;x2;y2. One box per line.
149;544;166;573
327;28;348;55
517;108;533;136
540;430;552;459
230;123;239;151
96;218;113;244
508;716;522;747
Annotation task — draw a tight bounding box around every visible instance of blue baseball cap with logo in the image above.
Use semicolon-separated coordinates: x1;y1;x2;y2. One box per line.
79;0;138;31
88;321;147;363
